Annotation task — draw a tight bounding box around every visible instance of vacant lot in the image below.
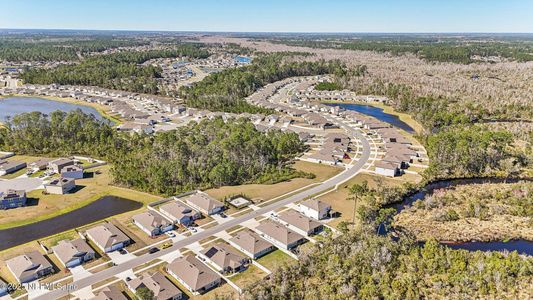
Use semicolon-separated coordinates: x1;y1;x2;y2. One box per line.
256;249;296;272
206;161;342;202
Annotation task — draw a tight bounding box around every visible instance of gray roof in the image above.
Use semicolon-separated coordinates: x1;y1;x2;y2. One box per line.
132;211;172;232
256;220;305;246
86;223;130;249
229;230;273;256
52;239;95;266
6;251;52;282
201;243;247;270
279;210;322;233
185;193;224;213
47;177;75;187
300;199;331;213
127;272;182;300
167;255;220;291
92;286;127;300
160;201;198;220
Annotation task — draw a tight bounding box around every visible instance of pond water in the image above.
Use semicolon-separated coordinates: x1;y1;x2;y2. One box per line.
0;196;142;251
0;97;106;122
326;103;415;133
382;177;533;255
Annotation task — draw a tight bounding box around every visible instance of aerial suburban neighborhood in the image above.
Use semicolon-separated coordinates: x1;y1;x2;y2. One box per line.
0;1;532;300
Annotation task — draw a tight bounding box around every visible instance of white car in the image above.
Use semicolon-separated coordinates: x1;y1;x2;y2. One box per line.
188;227;197;233
166;231;176;237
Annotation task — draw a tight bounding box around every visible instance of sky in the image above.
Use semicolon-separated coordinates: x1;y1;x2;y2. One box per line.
1;0;532;33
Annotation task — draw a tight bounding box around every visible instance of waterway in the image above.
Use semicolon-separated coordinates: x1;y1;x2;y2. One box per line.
0;196;142;251
326;103;415;133
0;97;106;122
382;177;533;255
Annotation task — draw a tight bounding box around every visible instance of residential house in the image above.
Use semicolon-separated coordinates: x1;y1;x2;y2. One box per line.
228;230;275;259
126;272;183;300
44;177;76;194
0;189;27;209
51;239;95;268
48;158;74;174
0;161;26;176
299;198;332;220
86;223;130;253
200;243;249;273
256;220;306;250
167;255;221;295
159;202;201;226
6;251;54;283
278;210;323;236
92;286;128;300
61;165;84;179
375;160;401;177
132;211;174;237
183;192;224;215
29;158;52;172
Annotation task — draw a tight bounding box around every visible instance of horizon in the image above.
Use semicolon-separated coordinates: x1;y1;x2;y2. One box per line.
1;0;532;33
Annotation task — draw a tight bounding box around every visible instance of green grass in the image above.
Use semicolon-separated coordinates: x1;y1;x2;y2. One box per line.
256;249;296;272
1;167;28;179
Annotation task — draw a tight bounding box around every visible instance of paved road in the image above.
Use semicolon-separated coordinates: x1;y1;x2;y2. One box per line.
35;111;372;300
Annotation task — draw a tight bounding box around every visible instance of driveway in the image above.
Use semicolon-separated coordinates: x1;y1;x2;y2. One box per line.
0;177;42;192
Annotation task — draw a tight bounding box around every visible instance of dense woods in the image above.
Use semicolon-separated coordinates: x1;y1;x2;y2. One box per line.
0;38;149;61
180;53;348;113
243;232;533;299
0;110;306;195
20;45;209;94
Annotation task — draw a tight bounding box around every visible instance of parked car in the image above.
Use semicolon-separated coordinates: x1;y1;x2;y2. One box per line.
149;247;160;254
188;227;197;233
219;212;227;218
119;249;128;255
166;231;176;237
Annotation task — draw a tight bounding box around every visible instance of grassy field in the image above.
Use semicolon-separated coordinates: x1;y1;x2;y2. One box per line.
0;165;160;230
205;161;342;203
256;249;296;272
230;264;268;289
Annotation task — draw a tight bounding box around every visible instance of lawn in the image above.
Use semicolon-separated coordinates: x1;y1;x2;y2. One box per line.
230;264;268;289
205;161;342;203
0;165;160;230
256;249;296;272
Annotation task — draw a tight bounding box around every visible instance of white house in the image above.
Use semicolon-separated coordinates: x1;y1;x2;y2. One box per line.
60;165;84;179
299;199;332;220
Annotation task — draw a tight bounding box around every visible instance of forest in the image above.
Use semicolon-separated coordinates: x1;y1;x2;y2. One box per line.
0;38;149;61
274;37;533;63
0;110;306;195
20;45;209;94
179;52;348;113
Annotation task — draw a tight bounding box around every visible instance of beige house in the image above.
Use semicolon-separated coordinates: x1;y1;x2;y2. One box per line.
132;211;174;237
48;158;74;173
279;210;323;236
52;239;95;268
183;192;224;215
126;272;183;300
92;286;127;300
200;243;249;273
256;220;306;250
6;251;54;283
86;223;130;253
159;201;201;226
44;177;76;194
228;230;275;259
167;255;221;295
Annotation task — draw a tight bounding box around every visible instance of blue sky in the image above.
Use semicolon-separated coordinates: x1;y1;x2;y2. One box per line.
1;0;532;32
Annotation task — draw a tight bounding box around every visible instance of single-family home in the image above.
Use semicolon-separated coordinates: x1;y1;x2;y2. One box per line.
200;243;249;273
92;286;128;300
278;210;323;236
299;199;332;220
167;255;221;295
6;251;54;283
48;158;74;174
60;165;84;179
255;220;306;250
51;239;95;268
228;230;275;259
44;177;76;194
132;211;174;237
86;223;130;253
0;161;26;176
159;202;201;226
375;160;401;177
0;189;27;209
29;158;52;172
183;192;224;215
126;272;183;300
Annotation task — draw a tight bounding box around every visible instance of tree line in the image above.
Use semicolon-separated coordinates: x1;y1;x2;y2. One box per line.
20;45;210;94
0;110;307;196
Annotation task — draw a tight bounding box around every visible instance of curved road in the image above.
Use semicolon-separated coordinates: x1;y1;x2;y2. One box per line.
36;116;372;300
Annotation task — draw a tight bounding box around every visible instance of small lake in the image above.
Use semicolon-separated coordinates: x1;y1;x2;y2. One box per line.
0;196;142;251
0;97;106;122
327;103;415;133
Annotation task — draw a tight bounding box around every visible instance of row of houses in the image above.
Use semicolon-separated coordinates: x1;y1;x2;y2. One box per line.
307;132;352;165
